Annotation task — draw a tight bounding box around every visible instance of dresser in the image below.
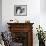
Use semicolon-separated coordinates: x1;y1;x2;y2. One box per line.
7;23;34;46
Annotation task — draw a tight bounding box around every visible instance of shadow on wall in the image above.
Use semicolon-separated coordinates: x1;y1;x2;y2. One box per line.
0;0;2;32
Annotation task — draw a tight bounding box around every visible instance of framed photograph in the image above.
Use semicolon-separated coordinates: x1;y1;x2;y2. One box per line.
14;5;27;16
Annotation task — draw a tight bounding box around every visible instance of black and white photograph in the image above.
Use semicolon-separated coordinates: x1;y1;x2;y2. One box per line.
14;5;27;16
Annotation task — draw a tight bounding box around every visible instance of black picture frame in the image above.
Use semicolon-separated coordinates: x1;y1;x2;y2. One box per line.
14;5;27;16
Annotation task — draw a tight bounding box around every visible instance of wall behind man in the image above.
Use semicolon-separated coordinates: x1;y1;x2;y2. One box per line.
2;0;40;31
0;0;2;32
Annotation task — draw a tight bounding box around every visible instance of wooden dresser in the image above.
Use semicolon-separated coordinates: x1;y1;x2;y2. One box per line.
7;23;34;46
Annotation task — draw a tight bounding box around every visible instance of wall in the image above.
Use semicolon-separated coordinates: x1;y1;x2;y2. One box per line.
40;0;46;31
2;0;40;30
40;0;46;13
0;0;2;32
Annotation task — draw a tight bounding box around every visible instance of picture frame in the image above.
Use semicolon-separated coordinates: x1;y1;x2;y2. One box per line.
14;5;27;16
